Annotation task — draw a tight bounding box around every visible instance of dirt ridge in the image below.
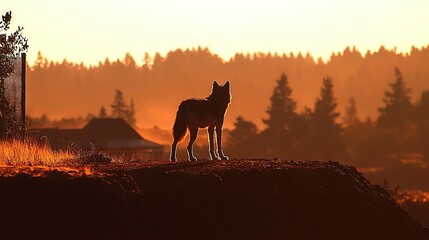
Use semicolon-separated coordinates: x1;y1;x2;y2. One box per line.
0;160;427;240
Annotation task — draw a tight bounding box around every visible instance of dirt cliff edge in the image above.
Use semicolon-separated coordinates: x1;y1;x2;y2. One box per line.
0;160;427;240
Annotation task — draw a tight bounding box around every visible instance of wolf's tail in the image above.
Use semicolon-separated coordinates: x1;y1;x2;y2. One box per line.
173;102;188;142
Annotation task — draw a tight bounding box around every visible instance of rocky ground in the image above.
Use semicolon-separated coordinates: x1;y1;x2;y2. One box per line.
0;159;427;239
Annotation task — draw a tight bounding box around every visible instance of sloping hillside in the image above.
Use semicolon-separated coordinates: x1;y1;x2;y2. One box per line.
0;160;427;239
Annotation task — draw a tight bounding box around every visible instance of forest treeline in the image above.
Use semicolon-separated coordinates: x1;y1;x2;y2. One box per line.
223;69;429;168
27;46;429;129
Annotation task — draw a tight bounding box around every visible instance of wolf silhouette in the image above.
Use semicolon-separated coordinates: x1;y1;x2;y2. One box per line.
170;81;231;162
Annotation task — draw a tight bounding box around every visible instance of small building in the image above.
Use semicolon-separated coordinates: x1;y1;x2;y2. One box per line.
33;118;164;161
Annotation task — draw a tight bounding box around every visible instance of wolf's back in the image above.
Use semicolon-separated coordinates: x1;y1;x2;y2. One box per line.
172;101;189;141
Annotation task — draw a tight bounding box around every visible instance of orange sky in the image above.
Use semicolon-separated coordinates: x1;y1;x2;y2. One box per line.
3;0;429;65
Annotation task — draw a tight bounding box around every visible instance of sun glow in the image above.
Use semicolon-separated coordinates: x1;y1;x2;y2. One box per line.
3;0;429;65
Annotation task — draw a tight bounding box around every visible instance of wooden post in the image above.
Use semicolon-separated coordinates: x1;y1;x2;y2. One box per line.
21;53;26;136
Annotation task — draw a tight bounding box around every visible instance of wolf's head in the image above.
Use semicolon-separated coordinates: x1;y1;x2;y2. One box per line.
208;81;231;106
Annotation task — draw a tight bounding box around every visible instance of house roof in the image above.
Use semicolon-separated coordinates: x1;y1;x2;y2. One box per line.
82;118;163;149
83;118;143;141
33;118;163;150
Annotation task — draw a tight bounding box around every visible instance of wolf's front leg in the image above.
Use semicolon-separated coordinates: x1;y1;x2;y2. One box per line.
208;126;220;160
216;126;229;160
187;127;198;161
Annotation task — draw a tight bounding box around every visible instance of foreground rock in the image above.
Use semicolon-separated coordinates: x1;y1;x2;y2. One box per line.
0;160;427;240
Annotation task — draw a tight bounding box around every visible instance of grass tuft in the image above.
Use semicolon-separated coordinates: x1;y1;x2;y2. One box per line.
0;139;76;166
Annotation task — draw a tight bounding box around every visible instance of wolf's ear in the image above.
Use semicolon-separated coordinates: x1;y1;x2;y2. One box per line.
213;81;220;89
224;81;230;89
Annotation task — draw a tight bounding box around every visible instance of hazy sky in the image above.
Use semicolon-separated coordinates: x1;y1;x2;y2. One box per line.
3;0;429;65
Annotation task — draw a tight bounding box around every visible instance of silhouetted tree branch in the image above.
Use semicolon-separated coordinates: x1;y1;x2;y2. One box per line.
0;11;28;139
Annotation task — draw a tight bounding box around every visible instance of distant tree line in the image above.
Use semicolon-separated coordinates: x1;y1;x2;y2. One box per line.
27;45;429;129
226;68;429;167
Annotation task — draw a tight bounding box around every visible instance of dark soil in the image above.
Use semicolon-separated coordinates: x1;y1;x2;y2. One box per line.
0;159;427;240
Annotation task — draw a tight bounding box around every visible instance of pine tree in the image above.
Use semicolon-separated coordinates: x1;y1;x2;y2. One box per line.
98;106;108;118
228;116;258;146
143;52;152;70
378;67;413;130
263;72;297;131
110;90;137;127
125;99;137;127
415;91;429;124
110;90;128;120
343;97;360;127
415;91;429;161
313;77;340;130
34;51;48;69
309;76;345;160
260;73;305;158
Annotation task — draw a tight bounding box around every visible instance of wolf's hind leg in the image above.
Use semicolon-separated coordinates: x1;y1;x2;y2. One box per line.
187;127;198;162
207;126;220;160
170;140;178;162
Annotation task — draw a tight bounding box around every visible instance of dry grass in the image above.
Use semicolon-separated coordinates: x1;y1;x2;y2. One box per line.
0;139;76;166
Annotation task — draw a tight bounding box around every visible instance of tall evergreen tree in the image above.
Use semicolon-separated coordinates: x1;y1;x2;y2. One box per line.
343;97;360;127
110;90;137;127
312;77;341;131
260;72;307;158
228;116;258;147
125;99;137;127
227;116;260;159
262;72;297;131
415;91;429;124
309;76;345;160
110;90;128;120
98;106;108;118
378;67;413;130
415;91;429;161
